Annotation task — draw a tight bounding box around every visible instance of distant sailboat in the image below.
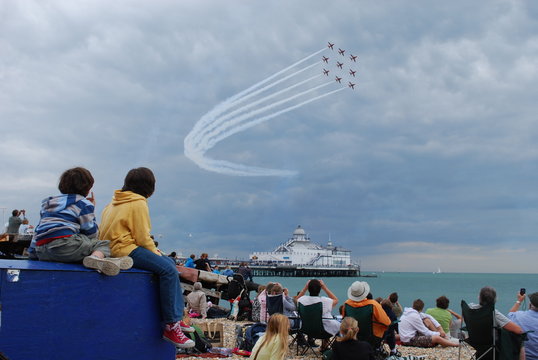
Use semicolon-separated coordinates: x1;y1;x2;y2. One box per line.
434;267;442;274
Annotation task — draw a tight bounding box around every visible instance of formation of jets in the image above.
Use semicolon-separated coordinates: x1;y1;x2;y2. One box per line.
323;42;358;90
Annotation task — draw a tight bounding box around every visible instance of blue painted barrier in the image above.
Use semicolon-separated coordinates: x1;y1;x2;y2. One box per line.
0;260;175;360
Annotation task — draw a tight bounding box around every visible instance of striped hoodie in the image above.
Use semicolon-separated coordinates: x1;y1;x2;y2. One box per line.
34;194;98;246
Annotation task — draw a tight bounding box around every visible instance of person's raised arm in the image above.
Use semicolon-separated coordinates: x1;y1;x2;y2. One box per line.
509;292;526;313
319;279;338;308
296;280;310;299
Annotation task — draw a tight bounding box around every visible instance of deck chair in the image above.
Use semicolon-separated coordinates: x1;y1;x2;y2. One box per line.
296;302;336;357
344;303;388;359
459;300;526;360
267;294;284;316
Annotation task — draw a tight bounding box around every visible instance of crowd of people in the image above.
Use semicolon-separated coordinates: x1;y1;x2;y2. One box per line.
3;166;538;359
246;279;538;360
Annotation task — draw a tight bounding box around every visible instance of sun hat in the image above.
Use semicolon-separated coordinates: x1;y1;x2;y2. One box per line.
347;281;370;302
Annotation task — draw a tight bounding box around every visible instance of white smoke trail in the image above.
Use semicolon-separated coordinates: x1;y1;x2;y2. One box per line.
204;81;335;149
184;46;352;177
185;87;345;176
187;48;326;141
207;87;346;150
188;62;321;148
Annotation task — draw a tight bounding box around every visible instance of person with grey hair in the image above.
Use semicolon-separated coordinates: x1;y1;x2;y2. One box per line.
187;282;208;319
508;291;538;359
469;286;523;335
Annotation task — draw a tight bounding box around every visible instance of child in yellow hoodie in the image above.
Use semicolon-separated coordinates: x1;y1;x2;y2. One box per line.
99;167;194;349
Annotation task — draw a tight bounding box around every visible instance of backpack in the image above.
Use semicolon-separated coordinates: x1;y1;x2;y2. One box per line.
189;324;213;353
251;298;261;322
237;293;252;321
244;322;267;351
235;322;267;352
227;274;247;300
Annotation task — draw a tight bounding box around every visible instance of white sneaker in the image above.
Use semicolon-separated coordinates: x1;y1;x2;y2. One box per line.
83;255;120;276
108;256;133;270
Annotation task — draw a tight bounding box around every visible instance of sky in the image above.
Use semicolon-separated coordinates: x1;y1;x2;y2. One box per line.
2;0;538;273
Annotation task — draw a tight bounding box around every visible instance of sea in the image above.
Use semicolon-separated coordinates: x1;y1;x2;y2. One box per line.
253;272;538;315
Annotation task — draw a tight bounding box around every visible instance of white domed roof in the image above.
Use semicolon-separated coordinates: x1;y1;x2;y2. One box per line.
293;225;306;236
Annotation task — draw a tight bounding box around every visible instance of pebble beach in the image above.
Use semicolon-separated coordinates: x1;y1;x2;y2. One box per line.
177;318;475;360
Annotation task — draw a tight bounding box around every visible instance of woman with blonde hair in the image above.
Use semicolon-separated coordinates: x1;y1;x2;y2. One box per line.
331;317;373;360
249;313;289;360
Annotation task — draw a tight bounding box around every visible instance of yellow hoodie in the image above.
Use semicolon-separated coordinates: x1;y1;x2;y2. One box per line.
99;190;160;257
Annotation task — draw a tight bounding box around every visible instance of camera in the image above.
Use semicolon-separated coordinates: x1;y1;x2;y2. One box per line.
520;288;526;295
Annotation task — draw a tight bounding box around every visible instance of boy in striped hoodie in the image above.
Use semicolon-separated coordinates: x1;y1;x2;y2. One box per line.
33;167;131;276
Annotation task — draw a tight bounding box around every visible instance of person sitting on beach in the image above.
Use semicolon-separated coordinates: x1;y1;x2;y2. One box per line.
186;282;208;319
331;317;373;360
195;253;212;272
508;291;538;360
399;299;459;347
258;282;276;323
184;254;195;268
33;167;131;276
389;292;404;319
220;265;234;277
99;167;194;349
268;283;299;328
469;286;523;336
297;279;340;337
380;298;399;356
343;281;391;342
249;313;289;360
425;295;462;338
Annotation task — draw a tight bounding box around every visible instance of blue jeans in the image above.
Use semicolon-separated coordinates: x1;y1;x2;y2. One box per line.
129;247;184;324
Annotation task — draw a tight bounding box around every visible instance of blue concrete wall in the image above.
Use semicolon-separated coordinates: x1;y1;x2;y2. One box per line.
0;260;175;360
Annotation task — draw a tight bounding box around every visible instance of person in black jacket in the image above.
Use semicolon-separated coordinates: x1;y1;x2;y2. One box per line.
331;317;373;360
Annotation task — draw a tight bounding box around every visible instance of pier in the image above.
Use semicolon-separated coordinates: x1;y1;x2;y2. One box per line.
247;264;359;277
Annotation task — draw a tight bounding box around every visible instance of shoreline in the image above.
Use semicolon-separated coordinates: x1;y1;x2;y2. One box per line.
178;318;474;360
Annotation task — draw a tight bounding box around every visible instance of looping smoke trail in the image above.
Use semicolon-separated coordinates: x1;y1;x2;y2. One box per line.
184;47;353;177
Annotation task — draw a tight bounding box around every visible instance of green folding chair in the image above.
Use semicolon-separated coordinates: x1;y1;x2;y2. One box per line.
297;302;336;357
459;300;527;360
344;303;388;359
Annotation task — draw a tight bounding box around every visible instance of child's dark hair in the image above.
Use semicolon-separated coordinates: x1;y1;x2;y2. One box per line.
58;167;94;196
122;167;155;198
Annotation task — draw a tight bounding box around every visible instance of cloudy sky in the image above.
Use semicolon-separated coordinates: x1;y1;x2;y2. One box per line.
2;0;538;273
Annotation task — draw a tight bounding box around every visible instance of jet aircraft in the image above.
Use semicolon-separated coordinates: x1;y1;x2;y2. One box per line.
335;76;342;83
336;61;343;69
338;48;345;56
349;69;356;77
350;54;357;62
348;82;355;89
327;42;334;50
323;69;329;76
322;56;329;63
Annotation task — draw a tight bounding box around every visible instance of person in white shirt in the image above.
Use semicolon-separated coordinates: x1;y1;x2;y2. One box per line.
399;299;459;347
297;279;340;336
